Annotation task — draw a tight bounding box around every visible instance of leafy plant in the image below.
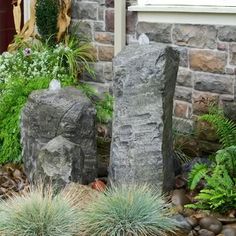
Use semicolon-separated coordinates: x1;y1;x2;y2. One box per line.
0;34;98;163
187;146;236;212
0;184;80;236
187;166;236;212
95;93;114;123
188;163;209;190
35;0;60;44
79;184;178;236
200;108;236;148
0;75;73;163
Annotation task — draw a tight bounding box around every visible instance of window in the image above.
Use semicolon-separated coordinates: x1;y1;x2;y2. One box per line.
138;0;236;6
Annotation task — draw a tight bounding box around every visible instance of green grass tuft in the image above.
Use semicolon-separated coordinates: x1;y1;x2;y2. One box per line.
80;184;178;236
0;185;80;236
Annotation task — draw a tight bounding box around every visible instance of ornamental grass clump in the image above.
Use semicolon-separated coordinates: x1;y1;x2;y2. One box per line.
0;185;80;236
80;184;178;236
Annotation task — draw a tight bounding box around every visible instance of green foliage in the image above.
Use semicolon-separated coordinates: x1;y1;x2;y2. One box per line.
200;108;236;148
96;93;114;123
188;166;236;212
188;163;209;190
0;185;80;236
79;185;178;236
0;35;97;164
187;146;236;212
35;0;60;44
0;75;72;163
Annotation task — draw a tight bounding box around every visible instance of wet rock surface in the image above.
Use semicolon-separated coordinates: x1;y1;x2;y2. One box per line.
21;87;97;184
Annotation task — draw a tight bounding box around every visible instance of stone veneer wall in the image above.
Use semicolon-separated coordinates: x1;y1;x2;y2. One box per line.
71;0;236;135
136;23;236;134
71;0;137;94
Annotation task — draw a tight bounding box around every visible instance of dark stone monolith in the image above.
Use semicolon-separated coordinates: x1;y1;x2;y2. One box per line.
109;44;179;192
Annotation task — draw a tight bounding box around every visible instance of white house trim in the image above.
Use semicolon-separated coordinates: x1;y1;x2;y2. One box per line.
114;0;126;56
23;0;31;23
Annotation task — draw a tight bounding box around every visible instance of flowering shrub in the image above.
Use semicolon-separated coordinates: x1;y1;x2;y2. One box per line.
0;44;73;82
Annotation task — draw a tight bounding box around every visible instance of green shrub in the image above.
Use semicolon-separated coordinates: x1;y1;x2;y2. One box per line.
79;185;178;236
35;0;60;44
0;185;80;236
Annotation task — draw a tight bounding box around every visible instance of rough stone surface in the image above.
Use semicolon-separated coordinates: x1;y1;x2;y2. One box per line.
77;2;98;20
175;86;192;102
190;50;227;74
36;136;84;187
194;72;234;94
174;101;190;119
109;44;179;191
173;24;217;49
192;91;219;115
177;68;193;88
105;9;114;32
199;217;222;235
137;22;172;43
98;45;114;61
21;87;97;184
218;26;236;42
229;43;236;65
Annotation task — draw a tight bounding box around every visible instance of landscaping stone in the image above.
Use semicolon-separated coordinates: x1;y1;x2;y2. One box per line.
109;44;179;191
21;87;97;184
36;136;84;188
173;214;192;232
222;228;236;236
199;217;222;235
137;22;172;43
173;24;217;49
171;189;191;206
198;229;215;236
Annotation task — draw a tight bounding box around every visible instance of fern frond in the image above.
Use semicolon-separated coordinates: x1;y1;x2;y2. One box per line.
188;163;209;190
200;114;236;148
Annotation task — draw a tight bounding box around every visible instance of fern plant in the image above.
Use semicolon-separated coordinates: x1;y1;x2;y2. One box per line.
187;167;236;212
188;163;209;190
200;108;236;148
188;146;236;212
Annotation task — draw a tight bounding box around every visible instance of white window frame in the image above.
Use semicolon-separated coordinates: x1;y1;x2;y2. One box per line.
138;0;236;7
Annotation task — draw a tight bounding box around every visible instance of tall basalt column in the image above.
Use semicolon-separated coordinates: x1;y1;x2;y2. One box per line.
109;44;179;192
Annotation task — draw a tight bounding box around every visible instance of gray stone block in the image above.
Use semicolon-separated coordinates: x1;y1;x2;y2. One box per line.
173;24;217;49
109;44;179;192
194;72;234;94
21;87;97;184
137;22;172;43
36;136;84;188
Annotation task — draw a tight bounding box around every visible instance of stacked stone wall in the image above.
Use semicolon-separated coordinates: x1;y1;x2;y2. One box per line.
71;0;137;94
72;0;236;135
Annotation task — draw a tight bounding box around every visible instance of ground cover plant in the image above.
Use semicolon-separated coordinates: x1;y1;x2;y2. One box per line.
0;184;80;236
187;107;236;213
0;35;113;164
79;184;178;236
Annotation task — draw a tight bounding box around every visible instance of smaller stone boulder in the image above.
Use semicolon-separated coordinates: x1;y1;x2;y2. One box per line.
35;136;84;188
